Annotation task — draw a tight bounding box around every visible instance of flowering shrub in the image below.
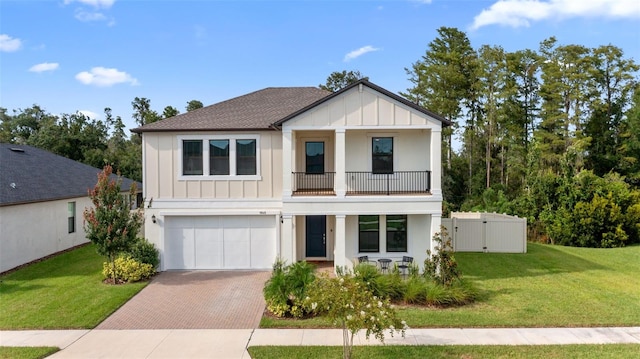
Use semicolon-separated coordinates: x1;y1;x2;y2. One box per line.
102;255;154;283
304;273;406;359
424;227;461;287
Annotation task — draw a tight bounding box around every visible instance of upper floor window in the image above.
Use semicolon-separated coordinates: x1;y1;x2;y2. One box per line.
372;137;393;174
305;142;324;174
183;140;203;175
179;135;260;180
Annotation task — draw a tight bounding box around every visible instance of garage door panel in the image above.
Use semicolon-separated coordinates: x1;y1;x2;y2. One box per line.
164;215;276;270
165;227;195;269
194;228;223;269
223;227;251;268
251;227;276;269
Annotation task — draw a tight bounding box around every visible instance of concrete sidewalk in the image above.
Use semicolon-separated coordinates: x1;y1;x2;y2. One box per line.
1;327;639;358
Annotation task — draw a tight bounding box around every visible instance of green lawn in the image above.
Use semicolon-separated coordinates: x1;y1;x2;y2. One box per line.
0;244;148;329
0;347;58;359
248;344;640;359
262;243;640;328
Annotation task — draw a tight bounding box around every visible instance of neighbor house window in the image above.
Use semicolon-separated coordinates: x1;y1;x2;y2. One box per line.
182;140;203;175
236;139;257;175
209;139;230;175
68;202;76;234
386;215;407;252
372;137;393;174
359;215;379;253
305;142;325;174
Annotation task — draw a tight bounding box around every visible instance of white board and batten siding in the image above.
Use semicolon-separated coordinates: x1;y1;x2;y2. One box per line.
442;212;527;253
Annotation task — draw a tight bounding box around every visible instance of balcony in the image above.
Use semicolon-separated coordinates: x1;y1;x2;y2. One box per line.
292;171;431;196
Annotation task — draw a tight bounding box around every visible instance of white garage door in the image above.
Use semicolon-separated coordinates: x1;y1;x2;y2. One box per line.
164;216;277;270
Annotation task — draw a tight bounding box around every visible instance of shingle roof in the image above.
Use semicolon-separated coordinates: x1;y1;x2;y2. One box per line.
132;87;331;133
131;80;450;134
0;143;139;206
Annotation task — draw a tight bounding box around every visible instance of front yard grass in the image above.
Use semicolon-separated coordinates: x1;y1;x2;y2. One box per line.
0;347;59;359
0;244;148;329
261;243;640;328
248;344;640;359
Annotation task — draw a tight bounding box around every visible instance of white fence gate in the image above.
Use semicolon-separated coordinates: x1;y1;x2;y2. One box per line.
441;212;527;253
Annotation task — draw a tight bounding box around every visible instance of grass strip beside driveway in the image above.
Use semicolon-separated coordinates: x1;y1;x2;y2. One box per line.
0;244;147;329
0;347;59;359
248;344;640;359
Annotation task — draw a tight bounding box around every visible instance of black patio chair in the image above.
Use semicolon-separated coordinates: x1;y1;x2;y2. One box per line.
357;255;376;266
396;256;413;277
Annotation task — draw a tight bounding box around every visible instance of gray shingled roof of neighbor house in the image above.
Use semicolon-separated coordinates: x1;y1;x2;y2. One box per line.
131;80;451;134
0;143;140;206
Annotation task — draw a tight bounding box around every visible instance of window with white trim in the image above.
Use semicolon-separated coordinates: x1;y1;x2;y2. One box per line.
68;202;76;234
178;135;260;180
372;137;393;174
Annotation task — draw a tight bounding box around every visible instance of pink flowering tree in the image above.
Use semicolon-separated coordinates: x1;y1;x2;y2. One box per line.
304;272;407;359
84;165;143;283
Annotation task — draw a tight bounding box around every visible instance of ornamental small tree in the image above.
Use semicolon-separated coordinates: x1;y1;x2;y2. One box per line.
84;165;143;283
304;272;406;359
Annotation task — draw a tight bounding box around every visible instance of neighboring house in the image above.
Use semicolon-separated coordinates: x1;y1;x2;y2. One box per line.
0;144;140;273
133;80;449;272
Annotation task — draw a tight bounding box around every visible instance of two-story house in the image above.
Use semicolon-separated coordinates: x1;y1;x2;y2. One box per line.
133;80;449;272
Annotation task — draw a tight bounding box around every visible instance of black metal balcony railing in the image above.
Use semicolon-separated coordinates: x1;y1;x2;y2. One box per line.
292;171;431;195
345;171;431;195
292;172;335;195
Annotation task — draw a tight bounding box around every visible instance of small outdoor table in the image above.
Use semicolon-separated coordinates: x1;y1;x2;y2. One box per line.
378;258;392;274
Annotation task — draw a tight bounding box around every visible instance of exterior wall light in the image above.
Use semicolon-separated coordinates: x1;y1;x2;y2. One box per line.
151;214;157;223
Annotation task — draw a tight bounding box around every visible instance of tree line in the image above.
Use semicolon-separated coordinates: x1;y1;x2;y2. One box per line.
401;27;640;247
0;99;204;182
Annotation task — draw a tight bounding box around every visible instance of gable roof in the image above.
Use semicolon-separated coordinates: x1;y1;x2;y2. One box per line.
131;80;450;134
0;143;139;206
274;79;452;127
131;87;331;133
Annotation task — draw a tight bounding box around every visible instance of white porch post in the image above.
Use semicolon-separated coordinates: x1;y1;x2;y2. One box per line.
281;215;295;263
335;129;346;197
430;128;442;198
283;129;293;198
334;215;346;270
430;213;442;256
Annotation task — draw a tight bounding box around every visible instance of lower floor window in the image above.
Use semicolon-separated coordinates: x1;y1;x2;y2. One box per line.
386;215;407;252
68;202;76;234
358;215;379;252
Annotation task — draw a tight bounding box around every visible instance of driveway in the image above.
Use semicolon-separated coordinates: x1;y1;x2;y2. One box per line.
97;270;270;329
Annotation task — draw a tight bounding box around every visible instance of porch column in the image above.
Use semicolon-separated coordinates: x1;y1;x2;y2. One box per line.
281;215;295;263
334;215;346;271
335;129;346;197
283;129;293;198
430;213;442;256
430;128;442;198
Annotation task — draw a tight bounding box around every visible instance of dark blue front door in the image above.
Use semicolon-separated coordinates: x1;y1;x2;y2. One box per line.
305;215;326;257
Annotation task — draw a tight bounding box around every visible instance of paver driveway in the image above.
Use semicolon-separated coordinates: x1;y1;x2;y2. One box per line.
97;270;271;329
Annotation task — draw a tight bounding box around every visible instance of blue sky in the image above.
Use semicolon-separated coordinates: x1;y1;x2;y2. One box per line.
1;0;639;132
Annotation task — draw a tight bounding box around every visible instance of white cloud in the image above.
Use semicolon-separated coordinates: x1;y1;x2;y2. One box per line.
471;0;640;30
75;9;107;22
64;0;115;9
78;110;99;119
343;45;381;62
29;62;60;73
0;34;22;52
75;67;139;87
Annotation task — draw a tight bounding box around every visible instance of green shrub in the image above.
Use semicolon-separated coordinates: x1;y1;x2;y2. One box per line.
125;238;160;269
102;255;155;283
373;272;404;301
403;277;426;304
353;263;381;295
263;259;316;318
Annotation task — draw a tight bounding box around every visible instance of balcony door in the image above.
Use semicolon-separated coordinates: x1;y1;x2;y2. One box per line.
305;215;326;257
305;142;324;174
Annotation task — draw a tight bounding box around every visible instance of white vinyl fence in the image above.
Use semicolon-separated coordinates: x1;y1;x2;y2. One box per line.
441;212;527;253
